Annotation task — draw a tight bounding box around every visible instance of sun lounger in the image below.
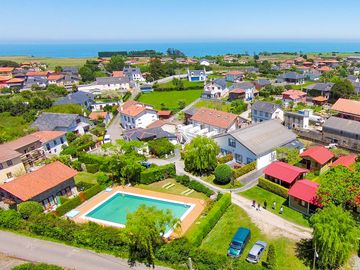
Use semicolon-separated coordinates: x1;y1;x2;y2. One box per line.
165;183;175;189
65;210;80;218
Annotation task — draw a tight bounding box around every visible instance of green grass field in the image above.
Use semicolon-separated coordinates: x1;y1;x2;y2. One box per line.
74;172;103;185
156;79;204;89
201;175;243;189
0;112;34;142
137;89;202;111
240;186;310;227
194;99;231;112
200;204;310;270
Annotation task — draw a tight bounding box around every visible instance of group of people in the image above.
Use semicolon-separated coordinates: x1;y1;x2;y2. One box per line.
252;200;284;214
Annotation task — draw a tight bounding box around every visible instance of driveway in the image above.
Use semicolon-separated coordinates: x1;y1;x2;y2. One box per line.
0;231;171;270
105;113;123;142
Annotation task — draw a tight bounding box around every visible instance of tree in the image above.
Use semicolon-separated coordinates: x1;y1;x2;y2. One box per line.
149;58;164;81
266;244;277;270
178;100;186;110
183;136;219;175
172;78;184;90
65;132;77;143
276;147;301;165
331;79;355;99
105;55;125;72
214;164;233;184
17;201;43;219
54;66;63;73
148;138;175;158
79;66;95;82
47;84;67;96
230;99;247;114
310;205;358;269
126;205;179;267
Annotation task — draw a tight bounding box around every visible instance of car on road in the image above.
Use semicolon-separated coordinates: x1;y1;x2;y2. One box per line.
103;134;111;143
227;227;251;258
246;241;267;263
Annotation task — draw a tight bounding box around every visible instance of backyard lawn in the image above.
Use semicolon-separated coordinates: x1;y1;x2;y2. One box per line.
194;99;231;112
155;79;204;89
201;175;243;189
0;112;33;142
137;178;209;200
200;204;310;270
240;186;310;227
137;89;202;111
74;171;102;185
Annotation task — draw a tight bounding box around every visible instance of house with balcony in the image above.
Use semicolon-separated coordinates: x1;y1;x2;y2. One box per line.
32;131;68;156
229;82;256;101
305;83;334;99
202;78;228;99
123;67;145;82
282;90;307;106
225;70;244;82
331;98;360;122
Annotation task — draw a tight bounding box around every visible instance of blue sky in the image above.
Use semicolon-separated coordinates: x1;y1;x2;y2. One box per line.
2;0;360;42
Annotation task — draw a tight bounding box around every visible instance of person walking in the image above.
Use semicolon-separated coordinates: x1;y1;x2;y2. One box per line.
264;200;267;209
257;202;261;211
279;206;284;214
272;201;276;210
252;200;256;208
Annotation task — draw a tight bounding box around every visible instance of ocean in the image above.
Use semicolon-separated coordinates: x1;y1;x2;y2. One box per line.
0;40;360;58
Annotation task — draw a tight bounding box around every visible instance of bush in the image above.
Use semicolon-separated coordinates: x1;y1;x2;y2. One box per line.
266;244;277;269
258;177;289;198
214;164;233;184
86;163;99;173
186;193;231;246
174;175;214;197
96;172;112;187
233;161;256;178
76;181;95;191
17;201;43;219
0;209;24;229
83;184;104;200
217;154;233;164
55;196;82;216
148;138;175;158
12;263;63;270
140;164;176;184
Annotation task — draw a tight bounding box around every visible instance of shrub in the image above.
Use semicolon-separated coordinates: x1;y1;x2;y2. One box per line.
0;209;24;229
174;175;214;197
96;172;112;187
55;196;82;216
12;263;63;270
214;164;233;184
83;184;104;200
17;201;43;219
148;138;175;158
258;177;288;198
186;193;231;246
233;161;256;178
266;244;277;269
140;164;176;184
217;154;233;164
76;181;95;191
86;163;99;173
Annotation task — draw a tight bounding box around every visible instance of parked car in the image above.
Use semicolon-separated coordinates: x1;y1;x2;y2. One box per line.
103;134;111;143
227;227;251;258
246;241;268;263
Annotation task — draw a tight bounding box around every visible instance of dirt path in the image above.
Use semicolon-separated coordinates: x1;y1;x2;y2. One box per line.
232;194;312;241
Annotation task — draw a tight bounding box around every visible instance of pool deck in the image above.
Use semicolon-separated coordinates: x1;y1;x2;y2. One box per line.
71;186;206;238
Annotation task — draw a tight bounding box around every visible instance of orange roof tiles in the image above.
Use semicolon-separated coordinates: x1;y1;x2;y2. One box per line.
191;108;238;129
227;70;243;75
0;161;78;201
312;96;328;102
89;111;108;121
26;71;49;77
157;110;172;116
3;134;40;151
31;131;66;143
230;88;245;94
146;119;175;129
119;101;155;117
6;78;25;84
282;89;307;100
318;66;333;72
112;71;124;77
332;98;360;117
0;67;14;73
47;74;64;81
0;76;11;82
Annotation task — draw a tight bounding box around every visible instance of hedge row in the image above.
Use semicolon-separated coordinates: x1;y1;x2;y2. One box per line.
153;86;203;92
186;193;231;246
217;154;233;164
140;164;176;184
86;163;100;173
258;177;289;198
83;184;104;199
233;161;256;178
174;175;214;197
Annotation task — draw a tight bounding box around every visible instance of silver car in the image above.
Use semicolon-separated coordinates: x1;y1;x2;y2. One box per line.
246;241;267;263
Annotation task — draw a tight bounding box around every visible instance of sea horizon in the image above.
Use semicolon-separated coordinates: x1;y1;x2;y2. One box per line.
1;40;360;58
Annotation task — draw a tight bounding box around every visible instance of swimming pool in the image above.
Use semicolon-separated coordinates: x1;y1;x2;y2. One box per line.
83;191;194;236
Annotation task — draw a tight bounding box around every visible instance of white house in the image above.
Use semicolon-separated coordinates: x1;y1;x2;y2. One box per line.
119;101;158;130
229;82;256;101
32;131;68;156
214;120;303;170
202;79;228;99
123;67;145;82
199;59;213;66
187;69;207;82
78;77;130;95
251;101;284;123
91;101;121;111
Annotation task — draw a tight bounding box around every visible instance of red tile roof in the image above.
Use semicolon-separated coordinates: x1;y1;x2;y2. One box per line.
264;161;309;184
318;66;333;72
112;71;124;77
227;70;243;75
0;145;22;163
282;89;307;100
312;96;328;102
230;88;245;94
119;101;155;117
300;146;334;165
157;110;172;116
331;98;360;117
0;161;78;201
47;74;64;81
0;67;14;73
191;108;237;129
147;120;175;129
89;111;108;121
330;155;357;169
288;179;319;204
31;131;66;143
3;134;40;151
26;71;49;77
6;78;25;84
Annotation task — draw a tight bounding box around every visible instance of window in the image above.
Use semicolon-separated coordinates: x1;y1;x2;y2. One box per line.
235;154;243;163
60;137;64;144
0;163;2;170
46;143;51;151
265;112;269;117
6;172;12;179
300;200;306;207
253;110;257;115
6;160;13;167
53;140;58;146
132;118;135;124
259;111;263;117
228;138;236;147
246;158;253;164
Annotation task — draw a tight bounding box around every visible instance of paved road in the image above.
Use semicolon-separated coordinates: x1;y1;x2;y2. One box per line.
0;231;171;270
106;113;123;142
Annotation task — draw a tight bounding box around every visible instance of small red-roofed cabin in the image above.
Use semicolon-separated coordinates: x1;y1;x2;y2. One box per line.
264;161;309;188
288;179;320;215
330;155;357;170
300;146;334;173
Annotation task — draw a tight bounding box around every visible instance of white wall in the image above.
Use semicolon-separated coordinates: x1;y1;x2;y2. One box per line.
121;110;158;130
42;135;68;156
256;151;276;170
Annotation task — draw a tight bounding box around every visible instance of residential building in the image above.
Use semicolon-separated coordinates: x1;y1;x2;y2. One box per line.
304;70;321;81
264;161;309;188
305;83;334;99
331;98;360;121
123;127;178;144
123;67;145;82
225;70;244;82
199;59;213;66
0;161;78;209
157;110;172;120
32;131;68;157
228;88;246;101
230;82;256;101
288;180;320;215
322;116;360;151
54;91;95;109
253;79;270;90
299;146;334;172
78;77;130;94
119;101;158;130
202;78;228;99
147;120;177;134
347;75;359;83
91;101;120;111
187;69;207;82
112;71;124;77
47;74;65;85
5;78;25;89
183;108;198;125
0;67;14;77
214;120;303;169
284;111;310;130
282;90;307;106
276;72;305;85
31;112;90;135
89;111;112;125
330;155;357;169
251;101;284;123
26;71;49;80
62;66;79;75
0;146;26;184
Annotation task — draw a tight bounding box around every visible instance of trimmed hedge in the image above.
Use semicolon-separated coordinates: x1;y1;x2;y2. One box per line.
86;163;99;173
186;193;231;246
140;164;176;184
174;175;214;197
258;177;289;198
83;184;104;200
233;161;256;178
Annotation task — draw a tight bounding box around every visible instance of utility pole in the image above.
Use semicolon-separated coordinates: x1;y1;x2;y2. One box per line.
312;240;317;270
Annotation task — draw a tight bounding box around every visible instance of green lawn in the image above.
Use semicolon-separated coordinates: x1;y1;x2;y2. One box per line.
0;112;34;142
194;99;231;112
137;89;202;111
137;178;208;200
201;204;310;270
156;79;204;89
290;81;314;90
74;172;102;185
201;175;243;189
240;186;310;227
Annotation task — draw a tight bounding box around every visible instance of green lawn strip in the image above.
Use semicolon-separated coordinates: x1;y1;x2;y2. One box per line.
138;90;202;111
74;172;102;185
240;186;310;227
0;112;33;142
201;204;310;270
201;175;243;189
136;178;208;200
193;100;231;112
290;81;314;90
156;79;204;89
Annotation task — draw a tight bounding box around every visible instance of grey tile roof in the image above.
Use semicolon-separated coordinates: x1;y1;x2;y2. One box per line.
230;82;255;91
54;91;94;106
225;120;298;156
281;72;305;80
252;101;281;114
188;70;205;77
253;79;270;86
123;67;141;75
31;112;81;131
207;78;227;89
306;82;334;92
347;75;358;81
63;66;79;74
123;127;176;141
323;116;360;135
183;108;198;116
95;77;129;85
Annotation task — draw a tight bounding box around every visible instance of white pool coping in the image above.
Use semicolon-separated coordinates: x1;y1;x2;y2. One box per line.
80;190;196;238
